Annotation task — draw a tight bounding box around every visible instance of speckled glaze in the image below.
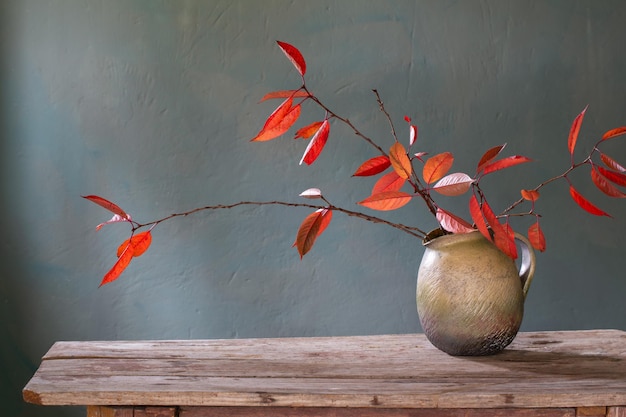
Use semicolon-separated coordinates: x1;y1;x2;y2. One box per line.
417;230;536;356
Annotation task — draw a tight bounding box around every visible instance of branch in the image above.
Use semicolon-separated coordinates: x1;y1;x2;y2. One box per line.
133;200;428;239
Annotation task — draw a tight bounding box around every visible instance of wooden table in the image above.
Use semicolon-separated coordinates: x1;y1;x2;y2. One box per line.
23;330;626;417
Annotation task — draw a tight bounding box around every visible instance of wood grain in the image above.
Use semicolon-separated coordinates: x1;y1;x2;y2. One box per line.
24;330;626;410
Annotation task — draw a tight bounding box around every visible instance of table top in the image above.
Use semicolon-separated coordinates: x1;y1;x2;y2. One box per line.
23;330;626;409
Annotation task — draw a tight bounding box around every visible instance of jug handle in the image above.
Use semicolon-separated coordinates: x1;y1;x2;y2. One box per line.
514;233;536;299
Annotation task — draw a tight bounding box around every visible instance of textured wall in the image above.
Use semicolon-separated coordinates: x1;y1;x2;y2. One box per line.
2;1;625;416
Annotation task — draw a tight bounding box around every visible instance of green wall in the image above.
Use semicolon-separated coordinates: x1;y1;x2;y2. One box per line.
2;1;625;416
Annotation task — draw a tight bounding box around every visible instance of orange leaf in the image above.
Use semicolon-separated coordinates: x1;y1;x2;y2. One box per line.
82;195;129;220
597;166;626;187
432;173;474;196
481;155;532;176
352;155;391;177
294;121;324;139
476;144;506;174
372;171;406;194
300;119;330;165
251;98;301;142
294;209;332;258
100;242;134;287
591;168;626;198
600;153;626;172
528;221;546;252
423;152;454;184
569;185;611;217
436;208;475;234
521;189;540;201
117;231;153;258
389;142;412;180
409;124;418;146
277;40;306;77
568;106;588;156
602;126;626;141
260;89;309;102
358;191;412;211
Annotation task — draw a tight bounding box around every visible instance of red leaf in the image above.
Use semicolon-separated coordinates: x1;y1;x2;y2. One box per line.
116;231;153;258
294;121;324;139
521;189;540;202
481;155;532;176
591;168;626;197
601;153;626;172
352;155;391;177
100;241;134;287
469;195;491;242
432;173;474;196
277;40;306;77
569;185;611;217
389;142;413;180
476;144;506;174
436;208;475;234
300;119;330;165
481;199;517;260
423;152;454;184
260;89;309;102
602;126;626;141
597;166;626;187
294;209;332;258
358;191;412;211
82;195;129;220
568;106;588;156
528;221;546;252
372;171;406;194
251;98;301;142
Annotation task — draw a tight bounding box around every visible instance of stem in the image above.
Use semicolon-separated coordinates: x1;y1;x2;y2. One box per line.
133;200;428;239
302;85;386;156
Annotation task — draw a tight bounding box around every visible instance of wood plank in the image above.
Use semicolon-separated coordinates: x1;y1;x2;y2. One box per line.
577;407;607;417
23;331;626;409
87;406;176;417
607;407;626;417
179;406;577;417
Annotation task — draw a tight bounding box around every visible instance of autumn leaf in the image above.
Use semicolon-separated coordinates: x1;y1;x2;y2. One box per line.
300;119;330;165
528;221;546;252
352;155;391;177
116;231;153;258
260;89;309;102
469;195;491;242
474;196;517;259
521;189;540;202
100;242;134;287
389;142;413;180
277;40;306;77
569;185;611;217
372;171;406;194
591;168;626;198
294;121;324;139
251;97;301;142
476;144;506;174
294;209;332;258
422;152;454;184
600;153;626;173
431;173;474;196
96;214;131;231
299;188;323;199
597;166;626;187
82;195;130;220
358;191;412;211
602;126;626;141
568;106;588;156
436;208;475;234
481;155;532;176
